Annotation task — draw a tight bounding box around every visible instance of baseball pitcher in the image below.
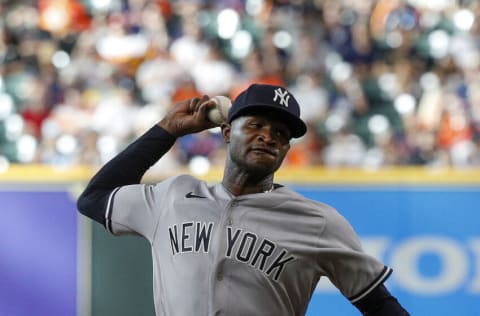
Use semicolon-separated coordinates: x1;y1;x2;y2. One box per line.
77;83;410;315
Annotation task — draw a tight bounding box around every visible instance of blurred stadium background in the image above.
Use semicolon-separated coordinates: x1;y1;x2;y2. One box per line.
0;0;479;315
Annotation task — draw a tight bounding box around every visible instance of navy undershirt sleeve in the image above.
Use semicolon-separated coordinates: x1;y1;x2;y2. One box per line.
353;284;410;315
76;125;176;226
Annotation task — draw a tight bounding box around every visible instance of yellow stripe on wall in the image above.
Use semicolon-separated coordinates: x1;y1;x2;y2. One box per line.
197;166;480;185
274;167;480;185
0;164;93;183
1;165;479;185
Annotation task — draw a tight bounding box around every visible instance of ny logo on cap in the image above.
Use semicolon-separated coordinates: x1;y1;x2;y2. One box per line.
273;88;290;107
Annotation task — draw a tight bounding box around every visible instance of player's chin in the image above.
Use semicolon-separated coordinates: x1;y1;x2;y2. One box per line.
244;157;282;174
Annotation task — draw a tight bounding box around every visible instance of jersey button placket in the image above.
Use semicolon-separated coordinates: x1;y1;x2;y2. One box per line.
218;200;236;280
227;201;236;225
210;198;236;312
215;200;237;285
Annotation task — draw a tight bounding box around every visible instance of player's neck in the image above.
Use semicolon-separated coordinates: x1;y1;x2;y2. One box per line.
222;170;274;196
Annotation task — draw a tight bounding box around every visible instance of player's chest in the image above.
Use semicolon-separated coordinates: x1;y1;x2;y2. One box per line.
165;197;318;251
157;199;321;280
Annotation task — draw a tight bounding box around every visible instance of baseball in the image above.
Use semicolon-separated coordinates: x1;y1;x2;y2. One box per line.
207;96;231;125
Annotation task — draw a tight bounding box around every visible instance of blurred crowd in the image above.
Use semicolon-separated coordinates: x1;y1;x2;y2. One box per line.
1;0;480;174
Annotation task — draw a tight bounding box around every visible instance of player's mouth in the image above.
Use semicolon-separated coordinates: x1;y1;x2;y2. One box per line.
249;146;278;157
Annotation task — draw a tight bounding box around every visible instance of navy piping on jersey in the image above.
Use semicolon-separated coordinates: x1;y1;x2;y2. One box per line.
349;266;393;303
105;187;121;233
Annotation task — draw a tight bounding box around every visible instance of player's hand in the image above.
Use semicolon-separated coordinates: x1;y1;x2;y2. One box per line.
158;95;218;137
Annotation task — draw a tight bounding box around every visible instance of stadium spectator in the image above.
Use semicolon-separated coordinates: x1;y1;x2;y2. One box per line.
0;0;478;171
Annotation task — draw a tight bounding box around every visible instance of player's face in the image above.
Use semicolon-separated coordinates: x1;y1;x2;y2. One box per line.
223;114;291;174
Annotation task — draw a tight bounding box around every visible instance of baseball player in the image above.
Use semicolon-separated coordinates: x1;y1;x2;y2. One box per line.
77;83;409;315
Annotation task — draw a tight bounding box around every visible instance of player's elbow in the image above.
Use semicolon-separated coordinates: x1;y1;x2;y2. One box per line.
76;191;90;216
76;188;109;226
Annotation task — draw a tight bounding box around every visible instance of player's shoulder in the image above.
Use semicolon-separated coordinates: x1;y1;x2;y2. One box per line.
277;185;333;207
277;186;363;248
169;174;203;184
276;185;339;214
154;174;209;193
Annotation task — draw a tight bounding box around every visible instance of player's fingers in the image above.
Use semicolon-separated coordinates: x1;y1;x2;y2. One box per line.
189;95;211;112
188;97;200;112
197;96;215;115
194;96;218;128
199;94;210;104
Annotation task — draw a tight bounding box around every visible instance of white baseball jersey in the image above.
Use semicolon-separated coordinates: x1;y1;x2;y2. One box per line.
105;174;391;316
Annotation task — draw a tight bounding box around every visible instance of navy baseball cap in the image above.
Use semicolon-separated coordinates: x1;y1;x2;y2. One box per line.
228;83;307;138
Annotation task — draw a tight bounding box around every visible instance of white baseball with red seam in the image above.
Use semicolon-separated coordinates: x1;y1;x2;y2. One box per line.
208;96;232;124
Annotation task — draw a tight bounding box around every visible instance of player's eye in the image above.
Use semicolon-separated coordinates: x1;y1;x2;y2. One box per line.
275;129;290;143
248;122;263;129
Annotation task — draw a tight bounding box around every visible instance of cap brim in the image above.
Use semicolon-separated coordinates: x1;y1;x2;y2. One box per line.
229;104;307;138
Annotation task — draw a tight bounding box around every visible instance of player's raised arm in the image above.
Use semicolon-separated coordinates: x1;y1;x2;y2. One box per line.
76;96;217;226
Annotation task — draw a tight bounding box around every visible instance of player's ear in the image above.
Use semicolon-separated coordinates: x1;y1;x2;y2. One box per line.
221;123;231;143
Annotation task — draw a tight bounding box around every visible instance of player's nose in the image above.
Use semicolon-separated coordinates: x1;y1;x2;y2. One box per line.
256;125;277;144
